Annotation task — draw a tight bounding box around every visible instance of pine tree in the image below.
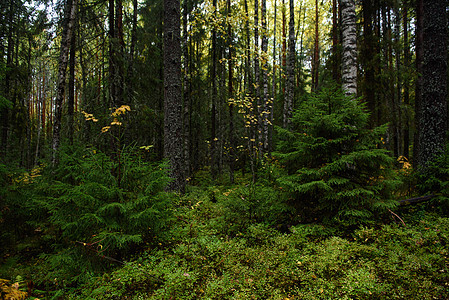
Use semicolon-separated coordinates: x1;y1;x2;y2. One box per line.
164;0;185;193
417;0;448;169
52;0;78;166
283;0;295;129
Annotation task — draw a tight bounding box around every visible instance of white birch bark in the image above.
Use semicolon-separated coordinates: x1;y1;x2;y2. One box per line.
341;0;357;96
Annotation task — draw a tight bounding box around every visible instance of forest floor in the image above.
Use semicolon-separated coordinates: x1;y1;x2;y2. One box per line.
1;172;449;299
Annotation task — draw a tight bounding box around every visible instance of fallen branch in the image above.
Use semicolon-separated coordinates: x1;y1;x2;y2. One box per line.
398;195;436;206
388;208;407;227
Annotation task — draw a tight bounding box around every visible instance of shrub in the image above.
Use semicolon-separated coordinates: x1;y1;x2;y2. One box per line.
4;144;173;289
274;87;400;225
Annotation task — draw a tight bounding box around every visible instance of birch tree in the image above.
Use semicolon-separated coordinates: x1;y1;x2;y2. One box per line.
341;0;357;96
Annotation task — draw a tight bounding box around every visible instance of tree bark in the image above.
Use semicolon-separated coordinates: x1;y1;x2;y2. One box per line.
402;3;410;159
413;0;423;167
283;0;295;128
417;0;448;169
254;0;261;155
182;0;191;179
52;0;78;166
332;0;339;83
67;17;76;145
361;0;378;127
341;0;357;96
261;0;269;154
211;0;218;179
164;0;185;193
227;0;235;183
312;0;319;92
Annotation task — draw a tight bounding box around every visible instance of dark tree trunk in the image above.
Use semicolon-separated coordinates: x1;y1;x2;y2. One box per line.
261;0;269;154
227;0;235;183
127;0;138;100
114;0;124;107
361;0;378;127
270;0;276;154
67;18;76;145
164;0;185;193
211;0;218;179
108;0;115;107
244;0;256;181
332;0;339;83
403;3;410;159
417;0;448;169
182;0;191;179
1;0;15;159
312;0;319;92
254;0;261;154
52;0;78;166
413;0;423;166
283;0;295;128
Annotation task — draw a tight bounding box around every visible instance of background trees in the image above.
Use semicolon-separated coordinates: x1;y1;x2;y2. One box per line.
0;0;447;188
1;1;449;298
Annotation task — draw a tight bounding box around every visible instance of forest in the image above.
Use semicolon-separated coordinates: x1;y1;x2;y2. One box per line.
0;0;448;298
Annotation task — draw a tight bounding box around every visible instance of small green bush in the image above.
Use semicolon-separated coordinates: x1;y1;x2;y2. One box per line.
1;145;173;289
275;87;400;225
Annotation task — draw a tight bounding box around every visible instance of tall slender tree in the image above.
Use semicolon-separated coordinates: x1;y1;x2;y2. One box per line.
417;0;447;169
164;0;185;192
283;0;295;128
402;2;410;159
52;0;78;165
210;0;218;179
261;0;269;153
311;0;319;92
341;0;357;96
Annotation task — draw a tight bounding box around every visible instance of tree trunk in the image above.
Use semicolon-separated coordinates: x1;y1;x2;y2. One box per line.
164;0;185;193
52;0;78;166
108;0;115;107
417;0;448;169
261;0;269;154
114;0;124;107
413;0;423;166
283;0;295;128
127;0;138;100
312;0;319;92
254;0;261;155
361;0;378;127
244;0;256;181
211;0;218;179
332;0;339;83
227;0;235;183
270;0;276;154
341;0;357;96
1;0;15;159
402;3;410;159
67;18;76;145
182;0;191;180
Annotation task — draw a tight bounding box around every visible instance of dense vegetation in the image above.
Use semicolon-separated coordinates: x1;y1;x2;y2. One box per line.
2;88;449;299
1;0;448;298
